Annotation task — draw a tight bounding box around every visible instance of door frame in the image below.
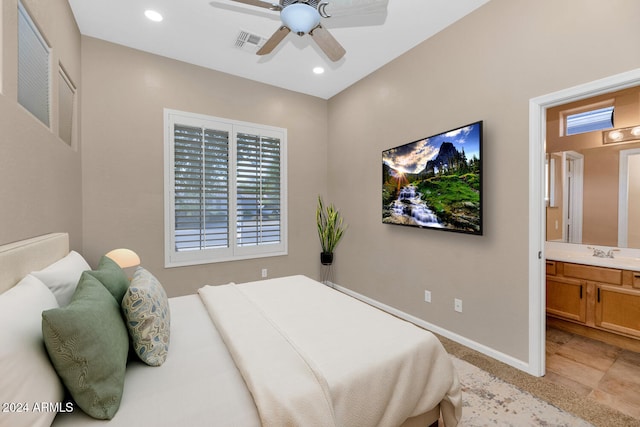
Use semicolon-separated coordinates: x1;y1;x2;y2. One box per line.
528;68;640;376
562;151;584;244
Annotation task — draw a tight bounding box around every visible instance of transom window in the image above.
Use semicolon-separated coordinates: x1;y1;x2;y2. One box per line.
563;104;614;136
18;1;51;127
58;65;76;146
164;109;287;267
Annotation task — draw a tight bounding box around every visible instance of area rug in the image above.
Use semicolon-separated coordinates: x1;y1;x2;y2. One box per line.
453;356;593;426
436;334;639;427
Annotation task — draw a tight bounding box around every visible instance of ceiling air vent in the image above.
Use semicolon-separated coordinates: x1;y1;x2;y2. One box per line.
234;30;266;53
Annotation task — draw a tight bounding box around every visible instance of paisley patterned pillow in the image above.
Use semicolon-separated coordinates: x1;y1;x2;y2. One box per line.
121;267;170;366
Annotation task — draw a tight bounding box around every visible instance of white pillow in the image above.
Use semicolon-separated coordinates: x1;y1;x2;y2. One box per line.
31;251;90;306
0;275;64;427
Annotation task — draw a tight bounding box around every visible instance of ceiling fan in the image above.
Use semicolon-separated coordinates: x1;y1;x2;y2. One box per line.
224;0;388;62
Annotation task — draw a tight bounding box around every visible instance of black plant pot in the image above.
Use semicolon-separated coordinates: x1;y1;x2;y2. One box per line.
320;252;334;265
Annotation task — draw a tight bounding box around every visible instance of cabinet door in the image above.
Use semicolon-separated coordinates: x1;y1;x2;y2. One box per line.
546;276;586;323
595;284;640;338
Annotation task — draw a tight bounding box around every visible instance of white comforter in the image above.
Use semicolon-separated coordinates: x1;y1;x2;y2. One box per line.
199;275;461;427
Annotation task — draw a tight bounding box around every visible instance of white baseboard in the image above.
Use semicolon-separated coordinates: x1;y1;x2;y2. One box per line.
330;281;536;375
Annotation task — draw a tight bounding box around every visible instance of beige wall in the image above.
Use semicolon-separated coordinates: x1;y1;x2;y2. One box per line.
547;87;640;154
327;0;640;361
0;0;82;249
80;37;329;296
4;0;640;366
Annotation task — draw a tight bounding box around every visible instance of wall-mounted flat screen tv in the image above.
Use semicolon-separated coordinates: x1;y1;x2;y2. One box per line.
382;121;483;235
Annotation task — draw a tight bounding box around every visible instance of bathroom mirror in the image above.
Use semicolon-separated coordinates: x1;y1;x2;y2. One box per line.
545;85;640;248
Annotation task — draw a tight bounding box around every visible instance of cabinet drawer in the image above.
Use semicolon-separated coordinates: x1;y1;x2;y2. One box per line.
563;263;622;285
633;272;640;289
546;260;557;276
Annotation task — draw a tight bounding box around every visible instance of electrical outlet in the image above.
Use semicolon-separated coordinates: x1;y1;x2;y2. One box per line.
424;290;431;303
454;298;462;313
261;268;268;278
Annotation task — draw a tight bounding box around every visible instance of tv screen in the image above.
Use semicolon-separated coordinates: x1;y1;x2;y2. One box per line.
382;121;483;235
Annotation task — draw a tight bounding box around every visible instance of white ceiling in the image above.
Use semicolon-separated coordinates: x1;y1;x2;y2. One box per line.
67;0;488;99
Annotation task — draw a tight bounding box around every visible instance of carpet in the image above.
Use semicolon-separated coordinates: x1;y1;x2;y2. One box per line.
453;356;592;426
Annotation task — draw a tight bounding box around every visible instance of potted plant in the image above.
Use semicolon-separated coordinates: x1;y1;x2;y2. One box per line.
316;195;347;265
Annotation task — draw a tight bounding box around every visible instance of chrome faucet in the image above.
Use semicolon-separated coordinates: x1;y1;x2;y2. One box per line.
587;246;619;258
606;249;620;258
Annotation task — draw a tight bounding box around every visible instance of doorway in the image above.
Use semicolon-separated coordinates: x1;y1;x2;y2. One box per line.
528;68;640;377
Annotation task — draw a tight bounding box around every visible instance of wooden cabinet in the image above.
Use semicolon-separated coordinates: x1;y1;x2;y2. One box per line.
633;271;640;289
545;260;557;276
546;260;640;342
594;284;640;339
546;276;586;322
562;262;622;285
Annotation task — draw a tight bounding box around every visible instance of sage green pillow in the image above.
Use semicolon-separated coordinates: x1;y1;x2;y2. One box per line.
86;255;130;303
42;272;129;420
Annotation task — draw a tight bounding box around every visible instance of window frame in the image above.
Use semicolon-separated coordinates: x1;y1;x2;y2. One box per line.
164;109;288;267
57;64;76;146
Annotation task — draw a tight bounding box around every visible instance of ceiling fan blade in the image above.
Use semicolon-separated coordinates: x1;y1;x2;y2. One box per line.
320;12;386;29
309;25;345;62
257;26;291;55
208;1;280;20
320;0;388;18
227;0;282;11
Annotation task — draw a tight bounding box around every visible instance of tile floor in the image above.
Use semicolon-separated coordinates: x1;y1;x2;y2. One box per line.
546;326;640;419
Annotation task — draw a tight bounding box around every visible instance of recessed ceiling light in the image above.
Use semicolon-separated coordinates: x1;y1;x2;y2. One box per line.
144;10;163;22
313;66;325;75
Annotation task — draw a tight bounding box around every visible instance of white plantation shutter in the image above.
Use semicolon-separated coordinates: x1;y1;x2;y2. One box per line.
165;110;287;267
173;124;229;252
236;132;282;247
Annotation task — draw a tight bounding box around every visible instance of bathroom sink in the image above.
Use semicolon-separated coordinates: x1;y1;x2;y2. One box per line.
545;242;640;271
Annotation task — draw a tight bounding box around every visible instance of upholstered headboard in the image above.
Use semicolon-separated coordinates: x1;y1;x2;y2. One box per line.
0;233;69;294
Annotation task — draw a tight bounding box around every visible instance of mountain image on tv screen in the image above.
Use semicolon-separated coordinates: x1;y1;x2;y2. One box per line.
382;121;483;235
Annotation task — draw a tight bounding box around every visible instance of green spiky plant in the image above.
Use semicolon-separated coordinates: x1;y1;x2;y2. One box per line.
316;196;347;264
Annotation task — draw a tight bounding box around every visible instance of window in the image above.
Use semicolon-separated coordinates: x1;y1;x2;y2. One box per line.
58;65;76;146
17;1;50;127
562;104;614;136
164;109;287;267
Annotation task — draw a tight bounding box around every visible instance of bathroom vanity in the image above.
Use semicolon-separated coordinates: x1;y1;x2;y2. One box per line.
546;243;640;351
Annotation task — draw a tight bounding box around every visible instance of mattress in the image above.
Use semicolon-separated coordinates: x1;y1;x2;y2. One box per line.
52;294;261;427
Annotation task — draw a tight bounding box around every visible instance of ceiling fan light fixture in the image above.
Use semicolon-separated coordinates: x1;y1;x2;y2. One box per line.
281;3;320;35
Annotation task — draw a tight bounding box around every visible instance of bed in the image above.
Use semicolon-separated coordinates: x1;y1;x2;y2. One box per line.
0;233;461;427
